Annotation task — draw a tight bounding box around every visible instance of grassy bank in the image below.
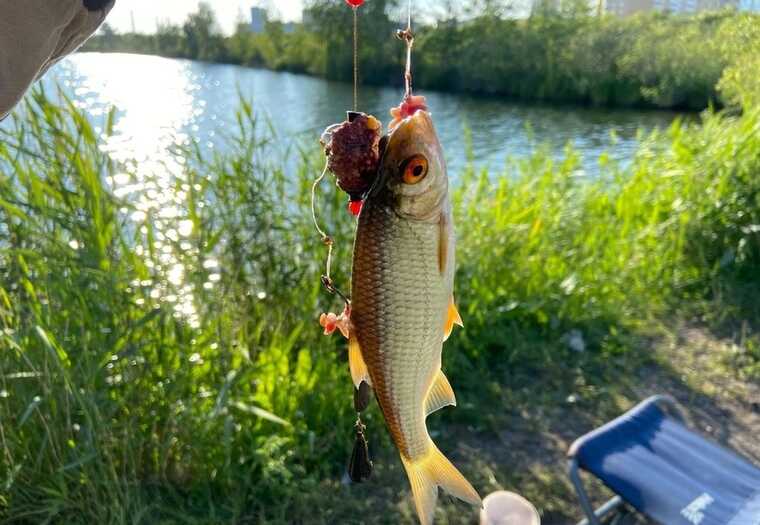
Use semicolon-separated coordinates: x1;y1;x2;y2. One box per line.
2;55;760;523
83;4;760;110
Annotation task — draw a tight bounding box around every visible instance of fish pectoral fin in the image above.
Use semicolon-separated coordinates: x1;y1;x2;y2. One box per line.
443;297;464;341
348;335;372;388
425;370;456;417
400;443;482;525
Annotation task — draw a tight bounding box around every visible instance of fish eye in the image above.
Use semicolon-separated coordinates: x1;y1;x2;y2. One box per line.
401;155;428;185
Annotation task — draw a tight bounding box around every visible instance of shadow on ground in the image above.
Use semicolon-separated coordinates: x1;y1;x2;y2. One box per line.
302;311;760;525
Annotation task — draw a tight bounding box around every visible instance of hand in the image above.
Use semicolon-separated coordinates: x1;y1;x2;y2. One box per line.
0;0;115;120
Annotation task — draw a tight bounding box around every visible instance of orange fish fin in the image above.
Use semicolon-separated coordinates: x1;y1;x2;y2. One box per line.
348;335;371;388
425;369;456;417
438;213;448;275
443;297;464;341
400;442;481;525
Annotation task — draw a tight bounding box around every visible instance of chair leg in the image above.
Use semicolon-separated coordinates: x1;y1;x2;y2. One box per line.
568;458;625;525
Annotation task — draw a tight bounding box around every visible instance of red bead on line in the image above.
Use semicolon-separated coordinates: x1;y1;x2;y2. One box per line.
348;200;364;216
345;0;364;6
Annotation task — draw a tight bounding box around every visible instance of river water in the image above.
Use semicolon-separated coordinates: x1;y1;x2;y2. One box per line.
6;52;682;327
40;52;681;179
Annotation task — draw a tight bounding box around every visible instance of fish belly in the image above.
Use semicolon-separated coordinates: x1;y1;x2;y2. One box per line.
351;202;447;461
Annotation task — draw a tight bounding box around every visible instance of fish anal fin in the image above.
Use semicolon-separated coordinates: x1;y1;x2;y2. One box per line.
425;369;456;416
443;297;463;341
400;442;482;525
348;335;371;388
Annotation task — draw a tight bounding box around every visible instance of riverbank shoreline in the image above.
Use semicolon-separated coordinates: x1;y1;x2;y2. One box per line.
77;50;706;114
50;52;680;178
81;8;760;112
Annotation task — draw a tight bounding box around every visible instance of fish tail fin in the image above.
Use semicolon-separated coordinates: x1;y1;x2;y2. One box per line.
400;442;482;525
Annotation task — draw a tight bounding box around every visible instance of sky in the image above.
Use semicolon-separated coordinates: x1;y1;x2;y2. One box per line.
107;1;306;35
105;1;454;35
105;0;760;34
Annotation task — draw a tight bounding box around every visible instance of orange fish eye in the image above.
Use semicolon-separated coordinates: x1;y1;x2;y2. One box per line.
401;155;429;185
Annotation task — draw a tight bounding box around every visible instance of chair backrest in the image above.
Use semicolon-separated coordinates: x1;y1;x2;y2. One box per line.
569;397;760;525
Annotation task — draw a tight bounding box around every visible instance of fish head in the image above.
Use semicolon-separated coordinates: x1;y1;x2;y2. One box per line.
372;110;447;222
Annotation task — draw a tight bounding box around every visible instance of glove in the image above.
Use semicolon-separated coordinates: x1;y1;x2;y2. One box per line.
0;0;115;120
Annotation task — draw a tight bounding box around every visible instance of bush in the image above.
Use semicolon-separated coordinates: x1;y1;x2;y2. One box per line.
717;14;760;110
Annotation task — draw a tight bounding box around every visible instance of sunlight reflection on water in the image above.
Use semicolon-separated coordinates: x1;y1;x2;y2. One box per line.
55;53;216;328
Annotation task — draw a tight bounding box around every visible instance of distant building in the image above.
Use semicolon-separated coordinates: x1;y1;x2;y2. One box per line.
250;7;267;33
283;22;296;34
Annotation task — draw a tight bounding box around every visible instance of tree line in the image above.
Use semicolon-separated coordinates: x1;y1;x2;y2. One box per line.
82;1;760;110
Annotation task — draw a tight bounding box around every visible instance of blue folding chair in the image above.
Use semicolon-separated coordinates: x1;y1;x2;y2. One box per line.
567;395;760;525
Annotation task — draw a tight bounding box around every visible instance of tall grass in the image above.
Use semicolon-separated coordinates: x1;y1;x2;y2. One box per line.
2;69;760;521
451;107;760;372
0;91;357;522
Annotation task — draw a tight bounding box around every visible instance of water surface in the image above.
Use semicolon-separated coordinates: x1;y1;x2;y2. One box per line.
39;53;681;178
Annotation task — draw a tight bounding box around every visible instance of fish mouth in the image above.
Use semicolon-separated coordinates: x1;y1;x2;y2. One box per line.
388;109;433;139
381;110;435;160
376;110;430;173
375;109;430;175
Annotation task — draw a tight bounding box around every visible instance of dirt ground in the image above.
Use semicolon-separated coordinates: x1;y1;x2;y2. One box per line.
465;324;760;525
316;322;760;525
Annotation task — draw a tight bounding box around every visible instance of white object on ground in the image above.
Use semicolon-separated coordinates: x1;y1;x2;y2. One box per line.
0;0;114;120
480;491;541;525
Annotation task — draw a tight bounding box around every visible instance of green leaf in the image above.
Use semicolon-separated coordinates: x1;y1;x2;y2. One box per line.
35;326;70;369
231;401;291;427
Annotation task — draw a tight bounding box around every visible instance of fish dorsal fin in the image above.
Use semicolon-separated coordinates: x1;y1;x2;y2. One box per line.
438;212;449;275
443;297;463;341
425;369;456;417
349;335;372;388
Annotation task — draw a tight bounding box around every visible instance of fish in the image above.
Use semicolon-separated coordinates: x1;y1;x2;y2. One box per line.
348;106;482;524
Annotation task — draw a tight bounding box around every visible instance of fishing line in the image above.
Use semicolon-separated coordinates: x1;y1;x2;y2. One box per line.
310;159;350;306
398;0;415;99
310;1;368;308
353;7;359;111
311;157;366;480
310;160;330;246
